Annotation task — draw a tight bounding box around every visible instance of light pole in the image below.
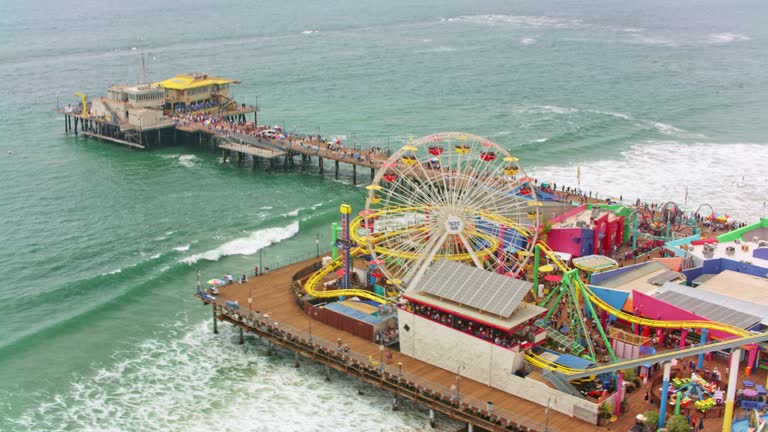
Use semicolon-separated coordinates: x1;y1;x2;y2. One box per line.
308;309;314;341
456;361;465;400
545;396;552;432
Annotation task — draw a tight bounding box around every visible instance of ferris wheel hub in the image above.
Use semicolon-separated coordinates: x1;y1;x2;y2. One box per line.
444;216;464;234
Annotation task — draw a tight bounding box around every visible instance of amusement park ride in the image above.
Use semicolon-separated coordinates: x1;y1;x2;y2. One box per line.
302;132;768;431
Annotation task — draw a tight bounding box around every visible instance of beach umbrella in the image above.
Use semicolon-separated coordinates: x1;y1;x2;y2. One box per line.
207;278;225;286
538;264;555;273
335;269;345;277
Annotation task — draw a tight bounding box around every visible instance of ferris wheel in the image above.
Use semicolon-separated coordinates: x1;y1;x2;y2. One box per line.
361;132;541;290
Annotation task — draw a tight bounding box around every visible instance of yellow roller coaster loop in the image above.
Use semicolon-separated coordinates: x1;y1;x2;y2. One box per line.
303;247;390;303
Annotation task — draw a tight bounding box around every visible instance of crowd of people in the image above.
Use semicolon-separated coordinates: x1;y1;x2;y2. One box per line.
401;301;528;350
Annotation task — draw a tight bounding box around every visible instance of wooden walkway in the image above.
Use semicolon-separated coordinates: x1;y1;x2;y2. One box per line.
201;256;612;432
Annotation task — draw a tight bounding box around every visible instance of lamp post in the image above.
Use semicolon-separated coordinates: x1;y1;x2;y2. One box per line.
248;286;252;313
456;361;465;400
308;308;314;342
545;396;552;432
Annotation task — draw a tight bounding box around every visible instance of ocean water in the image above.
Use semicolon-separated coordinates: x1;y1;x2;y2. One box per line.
0;0;767;430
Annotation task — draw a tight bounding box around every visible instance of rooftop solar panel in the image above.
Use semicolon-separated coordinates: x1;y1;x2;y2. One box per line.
415;259;532;318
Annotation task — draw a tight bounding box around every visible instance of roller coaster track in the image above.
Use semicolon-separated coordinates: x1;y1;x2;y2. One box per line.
303;246;389;303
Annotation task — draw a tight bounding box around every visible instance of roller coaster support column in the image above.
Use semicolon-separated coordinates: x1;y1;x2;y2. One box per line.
543;286;566;321
746;343;758;376
658;362;672;429
532;245;541;294
575;273;617;362
722;348;742;432
632;212;639;250
697;328;708;370
331;222;340;259
340;205;352;291
615;370;624;416
679;329;688;350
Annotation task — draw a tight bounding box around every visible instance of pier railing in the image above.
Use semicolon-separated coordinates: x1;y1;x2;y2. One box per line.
211;302;561;432
262;249;331;273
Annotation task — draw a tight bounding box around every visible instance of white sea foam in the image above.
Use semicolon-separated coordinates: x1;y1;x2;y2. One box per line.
415;45;456;54
530;141;768;222
707;33;751;45
628;34;678;47
518;105;691;136
446;14;582;29
521;37;537;45
281;208;302;217
173;244;191;252
5;321;444;431
181;222;300;264
177;154;199;168
627;32;751;47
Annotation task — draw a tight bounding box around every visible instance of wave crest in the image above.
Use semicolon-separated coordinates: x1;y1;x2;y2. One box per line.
181;222;300;264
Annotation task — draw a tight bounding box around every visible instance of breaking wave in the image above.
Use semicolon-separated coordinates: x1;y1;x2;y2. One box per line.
181;222;300;264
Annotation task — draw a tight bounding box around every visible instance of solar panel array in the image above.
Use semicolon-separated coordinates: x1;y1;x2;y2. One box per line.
417;259;532;318
654;290;761;330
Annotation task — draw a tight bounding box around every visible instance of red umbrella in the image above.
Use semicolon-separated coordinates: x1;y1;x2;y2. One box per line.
544;275;563;283
335;269;345;277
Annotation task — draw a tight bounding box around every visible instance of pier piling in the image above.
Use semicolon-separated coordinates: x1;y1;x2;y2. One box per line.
319;157;324;174
213;304;219;334
239;327;244;345
325;364;331;382
294;350;300;368
335;160;339;180
352;164;357;185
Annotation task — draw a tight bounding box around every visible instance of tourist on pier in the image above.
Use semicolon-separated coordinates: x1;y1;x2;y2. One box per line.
254;265;259;276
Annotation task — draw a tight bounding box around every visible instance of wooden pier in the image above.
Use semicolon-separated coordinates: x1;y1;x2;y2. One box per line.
61;106;384;184
198;257;611;432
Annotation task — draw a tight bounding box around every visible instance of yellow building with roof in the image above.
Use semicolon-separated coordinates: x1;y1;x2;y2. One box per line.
155;73;239;113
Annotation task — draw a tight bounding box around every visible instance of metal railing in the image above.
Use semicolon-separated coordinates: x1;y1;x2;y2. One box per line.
210;301;562;432
262;249;331;274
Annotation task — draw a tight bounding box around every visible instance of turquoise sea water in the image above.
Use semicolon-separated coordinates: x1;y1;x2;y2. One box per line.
0;0;767;430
